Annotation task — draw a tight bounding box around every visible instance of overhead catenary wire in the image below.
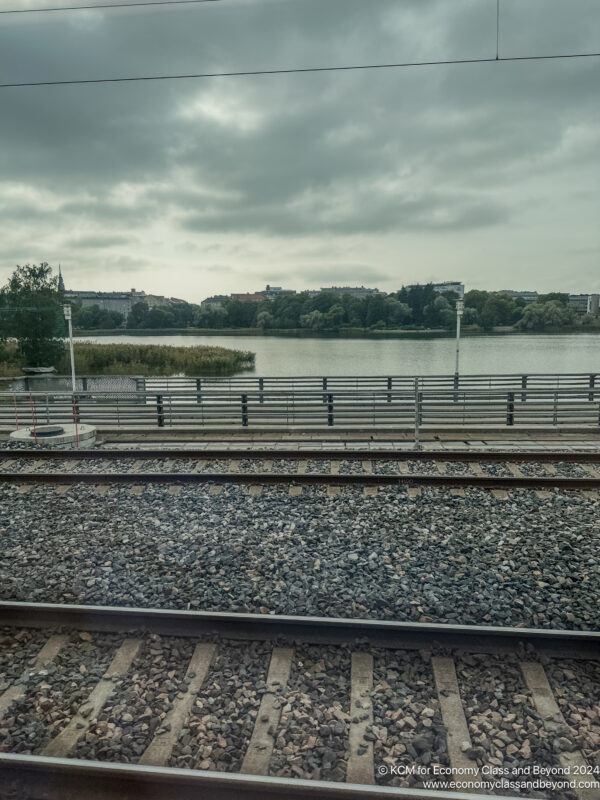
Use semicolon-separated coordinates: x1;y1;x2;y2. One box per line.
496;0;500;60
0;0;221;13
1;51;599;89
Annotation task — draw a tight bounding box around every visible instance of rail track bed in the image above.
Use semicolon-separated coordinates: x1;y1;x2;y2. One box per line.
0;603;599;800
1;449;600;490
1;480;599;629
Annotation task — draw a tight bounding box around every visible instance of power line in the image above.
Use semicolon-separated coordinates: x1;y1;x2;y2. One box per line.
1;51;599;89
0;0;220;14
496;0;500;60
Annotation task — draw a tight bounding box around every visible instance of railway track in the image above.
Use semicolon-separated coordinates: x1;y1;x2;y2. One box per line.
0;602;599;800
1;449;600;490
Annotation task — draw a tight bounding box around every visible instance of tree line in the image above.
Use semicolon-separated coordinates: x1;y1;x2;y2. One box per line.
123;284;583;333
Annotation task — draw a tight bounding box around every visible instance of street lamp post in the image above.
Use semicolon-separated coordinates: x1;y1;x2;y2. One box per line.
63;304;76;394
454;297;464;391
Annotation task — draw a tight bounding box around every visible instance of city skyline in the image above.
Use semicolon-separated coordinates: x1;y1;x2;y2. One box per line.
1;0;599;299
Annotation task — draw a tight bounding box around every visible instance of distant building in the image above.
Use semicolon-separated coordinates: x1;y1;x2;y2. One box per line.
201;294;229;309
64;288;147;317
497;290;539;304
433;281;464;297
569;294;600;315
262;284;296;301
320;286;381;298
61;269;178;318
230;292;264;303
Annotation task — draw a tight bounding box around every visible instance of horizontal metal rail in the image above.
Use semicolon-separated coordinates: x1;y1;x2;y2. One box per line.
0;601;597;655
2;471;600;490
0;753;515;800
4;371;597;391
1;449;599;462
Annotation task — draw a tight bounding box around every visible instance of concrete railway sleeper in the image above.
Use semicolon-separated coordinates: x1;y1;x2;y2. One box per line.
0;604;599;800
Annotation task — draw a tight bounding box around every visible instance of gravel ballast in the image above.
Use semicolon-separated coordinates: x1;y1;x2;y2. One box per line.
0;484;598;629
371;649;449;788
0;632;119;754
269;644;350;781
169;640;270;772
546;659;600;770
456;654;576;799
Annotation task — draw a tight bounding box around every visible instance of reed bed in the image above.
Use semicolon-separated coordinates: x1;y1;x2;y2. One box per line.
0;341;255;377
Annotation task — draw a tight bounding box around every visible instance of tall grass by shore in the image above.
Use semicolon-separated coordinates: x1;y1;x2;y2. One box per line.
0;341;255;377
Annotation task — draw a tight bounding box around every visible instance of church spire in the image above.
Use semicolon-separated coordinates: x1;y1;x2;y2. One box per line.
58;265;65;292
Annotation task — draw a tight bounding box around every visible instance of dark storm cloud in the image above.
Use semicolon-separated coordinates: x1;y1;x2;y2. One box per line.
0;0;598;294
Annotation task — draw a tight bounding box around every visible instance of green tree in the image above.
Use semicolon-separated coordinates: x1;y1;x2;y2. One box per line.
72;304;124;329
518;301;574;331
325;303;344;327
300;310;326;329
256;310;274;329
423;295;454;328
0;263;65;366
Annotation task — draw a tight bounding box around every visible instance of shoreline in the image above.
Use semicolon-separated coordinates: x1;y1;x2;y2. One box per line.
74;327;600;340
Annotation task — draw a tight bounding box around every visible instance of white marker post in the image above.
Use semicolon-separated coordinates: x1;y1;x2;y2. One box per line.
454;293;464;398
63;304;76;393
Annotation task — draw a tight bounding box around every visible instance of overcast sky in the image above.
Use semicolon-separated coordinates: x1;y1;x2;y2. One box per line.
0;0;598;302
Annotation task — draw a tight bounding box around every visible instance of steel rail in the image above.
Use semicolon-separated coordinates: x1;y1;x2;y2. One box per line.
0;753;518;800
0;603;596;798
1;447;600;461
2;471;600;489
0;601;597;657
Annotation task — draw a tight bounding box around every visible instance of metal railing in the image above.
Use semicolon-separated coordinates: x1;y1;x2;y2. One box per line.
1;374;599;430
2;372;598;396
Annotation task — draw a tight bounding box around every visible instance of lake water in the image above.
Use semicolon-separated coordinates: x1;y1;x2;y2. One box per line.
76;333;600;376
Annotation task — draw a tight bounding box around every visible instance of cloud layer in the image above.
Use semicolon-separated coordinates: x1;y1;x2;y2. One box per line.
0;0;599;298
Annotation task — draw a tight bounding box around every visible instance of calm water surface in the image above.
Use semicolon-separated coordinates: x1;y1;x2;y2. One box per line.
77;333;600;376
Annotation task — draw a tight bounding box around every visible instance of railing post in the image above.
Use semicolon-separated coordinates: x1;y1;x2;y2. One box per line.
135;377;146;406
521;375;527;403
387;377;392;403
553;392;558;426
82;377;88;392
322;377;328;404
196;378;202;405
156;394;164;427
589;374;596;402
259;377;264;404
241;393;248;427
72;395;80;424
453;372;458;403
506;391;514;426
413;378;420;451
327;393;334;426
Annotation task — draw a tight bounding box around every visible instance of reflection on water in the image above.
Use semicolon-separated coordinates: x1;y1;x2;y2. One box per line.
75;333;600;377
